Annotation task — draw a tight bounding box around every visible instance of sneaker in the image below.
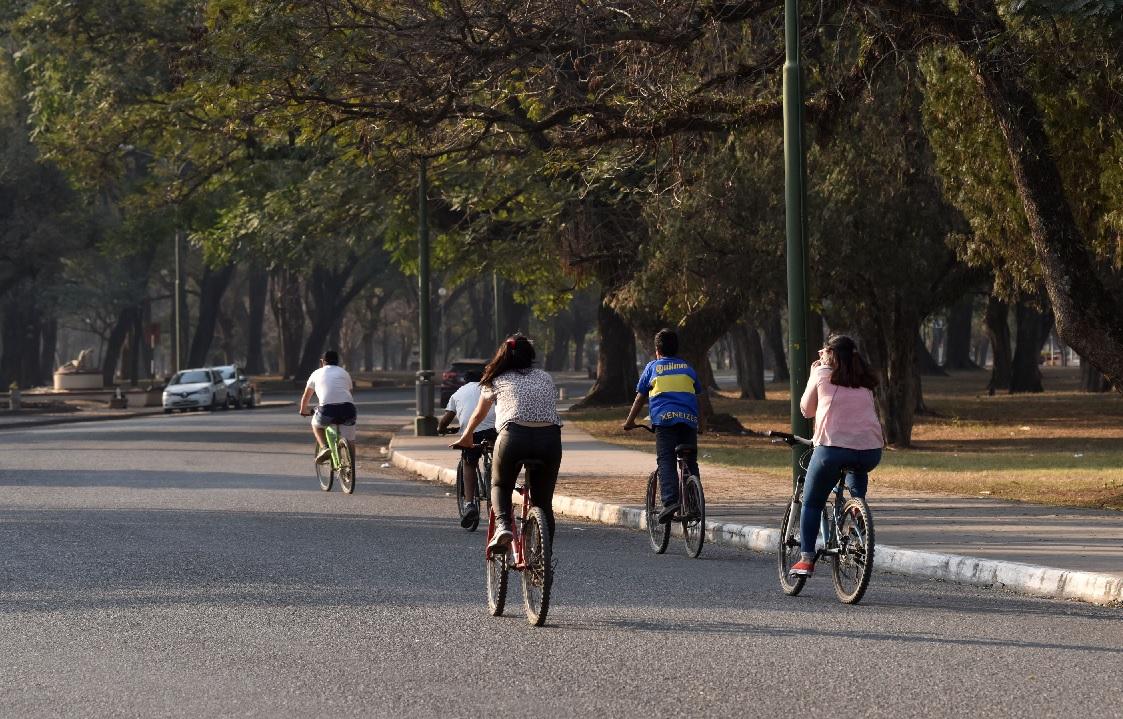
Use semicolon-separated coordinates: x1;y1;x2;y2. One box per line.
315;446;332;464
488;517;513;553
658;503;680;524
461;501;480;528
790;558;815;577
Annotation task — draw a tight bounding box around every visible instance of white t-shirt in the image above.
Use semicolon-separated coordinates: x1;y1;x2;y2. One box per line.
446;382;496;432
306;365;354;405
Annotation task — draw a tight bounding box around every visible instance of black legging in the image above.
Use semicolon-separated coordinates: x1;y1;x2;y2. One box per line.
491;424;562;538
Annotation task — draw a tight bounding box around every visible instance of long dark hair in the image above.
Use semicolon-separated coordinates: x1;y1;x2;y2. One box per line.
480;333;535;386
826;334;878;390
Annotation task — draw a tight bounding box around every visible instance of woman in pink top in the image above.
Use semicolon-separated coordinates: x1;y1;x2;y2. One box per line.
789;334;884;578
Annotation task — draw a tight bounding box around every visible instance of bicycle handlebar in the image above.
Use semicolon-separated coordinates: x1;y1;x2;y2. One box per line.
765;430;813;447
624;423;655;434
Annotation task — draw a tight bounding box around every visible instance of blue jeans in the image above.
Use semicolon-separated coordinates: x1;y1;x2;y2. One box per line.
655;423;699;506
800;445;882;555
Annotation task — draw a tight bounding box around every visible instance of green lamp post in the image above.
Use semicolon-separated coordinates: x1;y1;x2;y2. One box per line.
783;0;813;473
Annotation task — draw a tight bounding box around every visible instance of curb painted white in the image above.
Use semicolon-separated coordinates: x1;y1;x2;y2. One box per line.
389;437;1123;607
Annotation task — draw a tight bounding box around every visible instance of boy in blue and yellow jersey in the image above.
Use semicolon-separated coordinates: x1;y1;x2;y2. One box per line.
622;328;706;524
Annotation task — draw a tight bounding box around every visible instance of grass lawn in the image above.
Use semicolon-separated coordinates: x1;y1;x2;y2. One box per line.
565;366;1123;511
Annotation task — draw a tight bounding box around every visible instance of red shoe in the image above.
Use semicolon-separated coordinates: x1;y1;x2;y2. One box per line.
790;559;815;577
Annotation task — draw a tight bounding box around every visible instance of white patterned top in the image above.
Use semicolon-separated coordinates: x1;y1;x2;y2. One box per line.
481;368;563;431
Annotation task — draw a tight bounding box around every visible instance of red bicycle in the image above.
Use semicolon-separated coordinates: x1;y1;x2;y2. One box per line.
485;458;553;626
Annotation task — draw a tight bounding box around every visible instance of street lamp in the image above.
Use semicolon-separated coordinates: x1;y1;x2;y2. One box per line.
783;0;812;471
415;158;438;436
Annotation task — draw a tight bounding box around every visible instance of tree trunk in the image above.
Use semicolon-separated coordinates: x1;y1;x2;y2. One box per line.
984;295;1012;394
874;306;920;447
731;323;766;400
1009;299;1052;394
807;311;825;357
126;308;143;387
39;316;58;383
271;269;305;379
294;263;377;381
966;3;1123;393
187;263;236;368
545;311;572;371
916;332;947;376
766;311;790;384
102;307;135;388
1080;357;1110;392
944;297;979;370
974;335;990;368
574;299;637;406
244;268;268;374
496;281;531;338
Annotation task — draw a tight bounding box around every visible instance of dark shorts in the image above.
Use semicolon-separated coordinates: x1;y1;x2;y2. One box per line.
462;427;498;464
312;402;357;428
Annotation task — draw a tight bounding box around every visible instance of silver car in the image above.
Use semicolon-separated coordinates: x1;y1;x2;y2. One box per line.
215;364;256;409
162;368;229;412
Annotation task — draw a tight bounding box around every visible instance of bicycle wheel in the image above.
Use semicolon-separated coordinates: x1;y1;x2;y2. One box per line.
521;506;553;627
645;470;670;554
486;542;509;617
832;497;875;604
455;459;468;516
681;475;705;558
777;498;806;596
315;443;333;492
338;439;355;494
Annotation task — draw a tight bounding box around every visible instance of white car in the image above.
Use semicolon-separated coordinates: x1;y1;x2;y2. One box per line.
162;368;229;412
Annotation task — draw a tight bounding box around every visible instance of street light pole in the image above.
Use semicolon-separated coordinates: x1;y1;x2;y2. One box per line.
492;271;501;347
415;158;438;436
783;0;812;473
174;229;183;373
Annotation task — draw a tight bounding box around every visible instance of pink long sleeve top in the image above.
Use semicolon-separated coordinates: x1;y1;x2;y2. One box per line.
799;365;884;450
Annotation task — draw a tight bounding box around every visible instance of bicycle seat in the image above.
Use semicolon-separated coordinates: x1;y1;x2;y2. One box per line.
675;444;697;457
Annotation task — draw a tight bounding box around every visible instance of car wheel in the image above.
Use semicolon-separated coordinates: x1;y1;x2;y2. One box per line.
163;408;172;414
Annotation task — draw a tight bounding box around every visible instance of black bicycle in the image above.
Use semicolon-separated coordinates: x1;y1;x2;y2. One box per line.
442;428;491;532
628;424;705;558
768;431;875;604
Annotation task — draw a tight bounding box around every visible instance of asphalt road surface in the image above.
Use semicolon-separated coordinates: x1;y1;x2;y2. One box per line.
1;390;1120;718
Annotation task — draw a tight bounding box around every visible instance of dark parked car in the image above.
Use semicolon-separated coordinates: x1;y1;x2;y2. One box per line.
439;359;489;407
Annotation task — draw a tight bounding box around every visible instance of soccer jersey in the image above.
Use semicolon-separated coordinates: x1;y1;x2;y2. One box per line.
637;357;702;428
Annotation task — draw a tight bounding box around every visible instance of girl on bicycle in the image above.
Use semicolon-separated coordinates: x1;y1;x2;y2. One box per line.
452;334;563;553
790;333;884;577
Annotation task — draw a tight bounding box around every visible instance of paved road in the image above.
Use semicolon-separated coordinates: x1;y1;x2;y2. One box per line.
1;390;1121;718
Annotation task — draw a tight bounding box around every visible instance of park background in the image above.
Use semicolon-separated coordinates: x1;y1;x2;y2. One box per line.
1;1;1122;508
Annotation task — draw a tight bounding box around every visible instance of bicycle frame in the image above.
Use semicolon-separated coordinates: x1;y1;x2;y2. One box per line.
486;482;532;571
324;425;342;469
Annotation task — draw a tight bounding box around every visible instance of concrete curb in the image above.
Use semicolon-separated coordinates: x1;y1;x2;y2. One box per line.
390;435;1123;607
0;400;294;431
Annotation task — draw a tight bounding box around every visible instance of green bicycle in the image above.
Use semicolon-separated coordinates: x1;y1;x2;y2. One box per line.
304;406;356;494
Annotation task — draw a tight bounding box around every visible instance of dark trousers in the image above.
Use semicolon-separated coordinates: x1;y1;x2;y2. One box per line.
492;424;562;538
800;445;882;554
655;423;699;506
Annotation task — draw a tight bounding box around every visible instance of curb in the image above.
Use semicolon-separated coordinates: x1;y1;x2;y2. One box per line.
0;400;294;431
389;435;1123;607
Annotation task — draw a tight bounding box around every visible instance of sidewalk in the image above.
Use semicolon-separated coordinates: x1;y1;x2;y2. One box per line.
391;425;1123;606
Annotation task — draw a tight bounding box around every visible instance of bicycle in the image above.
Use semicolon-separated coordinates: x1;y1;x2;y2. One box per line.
443;428;492;532
627;424;706;558
768;430;874;604
484;458;553;627
302;406;356;495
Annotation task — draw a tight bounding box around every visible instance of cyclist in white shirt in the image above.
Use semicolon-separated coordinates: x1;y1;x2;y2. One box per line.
299;350;357;463
438;371;497;527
